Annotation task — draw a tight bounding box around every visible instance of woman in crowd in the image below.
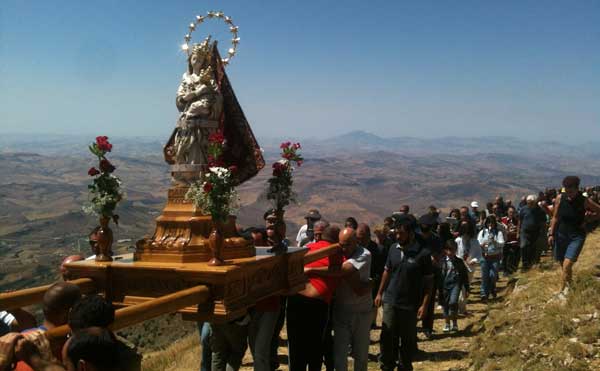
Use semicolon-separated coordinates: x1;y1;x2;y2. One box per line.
548;176;600;299
500;206;520;276
477;216;504;300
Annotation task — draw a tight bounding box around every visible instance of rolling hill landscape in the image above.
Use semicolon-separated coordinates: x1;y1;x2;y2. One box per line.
1;131;600;355
2;131;600;292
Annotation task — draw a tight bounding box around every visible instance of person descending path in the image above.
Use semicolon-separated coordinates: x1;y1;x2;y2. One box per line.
548;176;600;300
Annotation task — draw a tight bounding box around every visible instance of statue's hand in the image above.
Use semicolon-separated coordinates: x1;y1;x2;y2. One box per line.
183;92;196;101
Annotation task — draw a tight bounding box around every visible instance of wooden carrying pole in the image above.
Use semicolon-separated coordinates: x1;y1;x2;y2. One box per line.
303;243;340;264
0;278;96;311
46;285;211;340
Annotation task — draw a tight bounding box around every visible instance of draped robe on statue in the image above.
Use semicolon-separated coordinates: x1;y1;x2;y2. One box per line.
165;44;264;184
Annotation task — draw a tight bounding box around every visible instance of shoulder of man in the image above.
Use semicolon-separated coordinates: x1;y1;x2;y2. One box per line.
350;246;371;262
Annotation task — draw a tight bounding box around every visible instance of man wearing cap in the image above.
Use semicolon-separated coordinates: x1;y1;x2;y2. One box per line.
295;209;322;247
264;209;289;252
470;201;483;230
375;215;433;371
417;214;442;339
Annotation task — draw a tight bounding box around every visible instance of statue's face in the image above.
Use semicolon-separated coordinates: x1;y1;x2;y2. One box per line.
190;53;203;69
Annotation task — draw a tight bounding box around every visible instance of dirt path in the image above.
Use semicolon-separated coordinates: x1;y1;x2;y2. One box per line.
241;267;507;371
150;266;510;371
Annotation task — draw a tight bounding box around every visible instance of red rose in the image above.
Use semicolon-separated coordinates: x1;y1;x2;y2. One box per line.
209;131;225;144
99;159;116;173
283;152;293;160
88;167;100;176
293;142;301;150
96;136;113;152
228;165;238;173
203;182;213;193
272;162;286;177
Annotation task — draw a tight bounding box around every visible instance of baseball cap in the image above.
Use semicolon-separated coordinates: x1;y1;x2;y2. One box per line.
305;209;321;220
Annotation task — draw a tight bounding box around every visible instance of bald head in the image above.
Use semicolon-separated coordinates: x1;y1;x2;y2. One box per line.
43;282;81;327
339;227;358;257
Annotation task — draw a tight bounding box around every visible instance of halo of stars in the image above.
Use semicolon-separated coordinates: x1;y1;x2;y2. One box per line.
181;11;240;66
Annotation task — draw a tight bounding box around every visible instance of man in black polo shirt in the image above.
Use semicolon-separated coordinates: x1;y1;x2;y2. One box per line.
375;214;433;371
417;213;442;339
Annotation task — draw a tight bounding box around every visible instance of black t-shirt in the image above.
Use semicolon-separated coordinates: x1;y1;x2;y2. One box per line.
383;240;433;311
557;192;586;236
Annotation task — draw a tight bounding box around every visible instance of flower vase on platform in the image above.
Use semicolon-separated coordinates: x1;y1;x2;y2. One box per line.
208;221;225;266
275;209;287;242
95;216;114;262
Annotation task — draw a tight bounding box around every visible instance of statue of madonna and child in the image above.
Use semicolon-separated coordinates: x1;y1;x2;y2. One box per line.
164;21;263;185
135;13;264;264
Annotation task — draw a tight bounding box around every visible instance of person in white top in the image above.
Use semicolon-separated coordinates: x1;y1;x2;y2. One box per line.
477;215;505;300
455;221;482;266
454;220;480;314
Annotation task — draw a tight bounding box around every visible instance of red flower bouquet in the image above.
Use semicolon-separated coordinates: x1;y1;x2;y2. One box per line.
83;136;123;223
267;141;303;212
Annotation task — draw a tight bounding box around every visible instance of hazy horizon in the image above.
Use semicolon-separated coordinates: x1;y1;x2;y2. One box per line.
1;129;599;145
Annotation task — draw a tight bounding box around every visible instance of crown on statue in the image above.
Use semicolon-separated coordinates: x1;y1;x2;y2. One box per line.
191;36;213;61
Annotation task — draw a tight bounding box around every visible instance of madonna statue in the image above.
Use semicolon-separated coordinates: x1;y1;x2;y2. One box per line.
164;36;264;184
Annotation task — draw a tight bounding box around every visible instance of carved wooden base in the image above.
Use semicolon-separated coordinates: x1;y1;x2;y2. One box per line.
134;186;255;263
64;247;307;323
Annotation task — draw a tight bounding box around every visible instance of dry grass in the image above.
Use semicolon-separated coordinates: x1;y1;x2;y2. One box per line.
142;334;201;371
469;231;600;371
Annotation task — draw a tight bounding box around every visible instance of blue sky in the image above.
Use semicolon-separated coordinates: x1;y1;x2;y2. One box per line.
0;0;598;142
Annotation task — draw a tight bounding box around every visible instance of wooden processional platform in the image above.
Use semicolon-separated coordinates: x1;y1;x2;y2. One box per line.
63;185;309;324
64;247;307;324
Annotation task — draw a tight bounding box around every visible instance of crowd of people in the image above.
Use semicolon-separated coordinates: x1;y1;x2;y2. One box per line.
1;176;599;371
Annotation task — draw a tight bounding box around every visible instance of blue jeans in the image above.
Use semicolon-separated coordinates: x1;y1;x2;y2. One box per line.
198;322;212;371
554;232;586;263
480;259;499;298
442;283;461;317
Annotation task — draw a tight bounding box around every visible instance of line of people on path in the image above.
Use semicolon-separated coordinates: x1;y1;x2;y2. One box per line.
2;176;599;371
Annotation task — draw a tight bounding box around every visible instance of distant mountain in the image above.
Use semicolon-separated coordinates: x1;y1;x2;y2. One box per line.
295;130;600;158
3;131;600;159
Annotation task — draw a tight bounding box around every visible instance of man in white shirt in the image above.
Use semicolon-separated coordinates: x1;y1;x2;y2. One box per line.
295;209;321;246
